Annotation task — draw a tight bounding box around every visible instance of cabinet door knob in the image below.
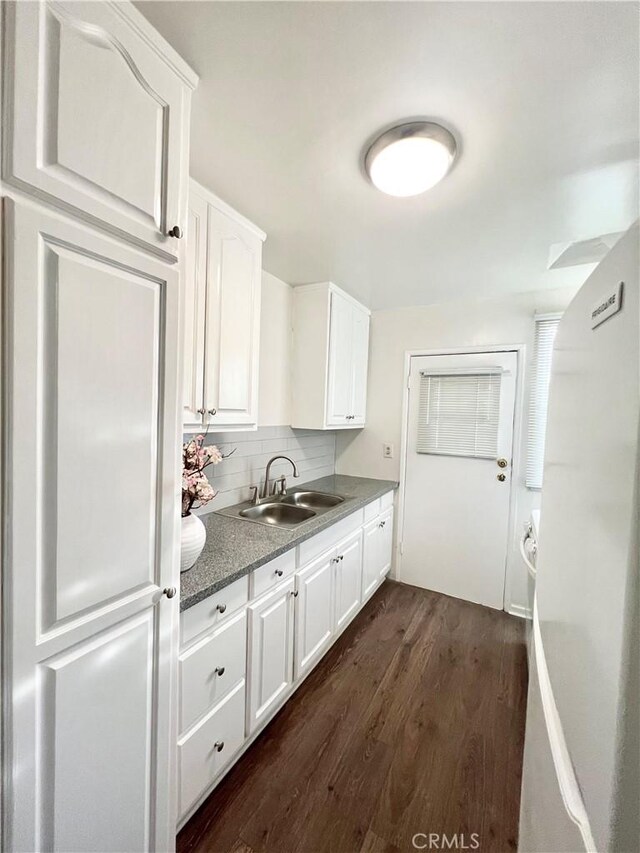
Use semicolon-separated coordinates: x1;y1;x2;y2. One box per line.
339;555;344;561
379;520;386;528
497;473;506;482
168;225;183;238
208;408;217;416
214;666;225;677
163;587;177;599
291;589;299;597
197;407;206;415
213;741;225;752
275;568;284;577
216;603;227;613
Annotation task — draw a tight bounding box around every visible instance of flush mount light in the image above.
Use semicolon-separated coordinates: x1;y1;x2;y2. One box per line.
365;121;457;197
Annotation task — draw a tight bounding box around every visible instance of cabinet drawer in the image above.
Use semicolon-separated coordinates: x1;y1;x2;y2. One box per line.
179;609;247;735
181;575;249;649
178;680;246;818
380;490;394;511
297;509;364;566
363;498;380;523
250;550;296;600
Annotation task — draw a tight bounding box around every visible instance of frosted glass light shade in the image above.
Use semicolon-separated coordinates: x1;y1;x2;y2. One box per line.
365;122;457;197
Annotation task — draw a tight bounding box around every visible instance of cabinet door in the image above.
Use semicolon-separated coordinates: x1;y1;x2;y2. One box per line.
350;307;370;425
362;519;381;601
377;508;394;579
247;578;295;734
183;193;208;426
334;531;363;633
294;550;335;679
3;1;194;261
204;203;262;428
326;290;354;426
3;201;181;853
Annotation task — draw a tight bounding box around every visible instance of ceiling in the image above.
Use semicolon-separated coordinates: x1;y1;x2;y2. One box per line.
138;1;639;310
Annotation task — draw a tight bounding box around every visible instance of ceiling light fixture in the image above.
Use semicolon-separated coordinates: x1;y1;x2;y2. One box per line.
364;121;457;197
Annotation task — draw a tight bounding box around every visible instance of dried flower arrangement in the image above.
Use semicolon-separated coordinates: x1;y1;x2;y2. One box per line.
181;434;232;518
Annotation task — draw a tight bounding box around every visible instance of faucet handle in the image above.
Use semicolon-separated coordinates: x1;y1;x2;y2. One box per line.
278;476;287;495
249;485;259;505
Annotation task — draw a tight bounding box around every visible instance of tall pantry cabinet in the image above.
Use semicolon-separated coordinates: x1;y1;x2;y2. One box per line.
1;2;197;851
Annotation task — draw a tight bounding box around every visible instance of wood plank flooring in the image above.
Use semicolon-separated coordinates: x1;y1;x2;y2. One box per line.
178;580;528;853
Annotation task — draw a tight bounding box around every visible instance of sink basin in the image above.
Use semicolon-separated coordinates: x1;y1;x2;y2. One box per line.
239;502;316;528
281;491;345;509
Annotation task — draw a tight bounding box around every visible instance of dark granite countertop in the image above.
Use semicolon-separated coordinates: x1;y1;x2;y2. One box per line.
180;474;398;611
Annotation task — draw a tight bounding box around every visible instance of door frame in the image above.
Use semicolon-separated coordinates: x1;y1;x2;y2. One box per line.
396;344;526;612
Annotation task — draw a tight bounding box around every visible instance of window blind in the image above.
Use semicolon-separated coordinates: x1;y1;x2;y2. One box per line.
417;370;502;459
526;314;561;489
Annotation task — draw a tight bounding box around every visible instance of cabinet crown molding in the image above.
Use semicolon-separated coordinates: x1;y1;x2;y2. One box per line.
190;178;266;242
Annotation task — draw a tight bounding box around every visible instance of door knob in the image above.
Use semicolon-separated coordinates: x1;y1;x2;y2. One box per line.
163;587;177;598
497;458;508;468
497;473;506;482
291;590;299;597
275;568;284;577
167;225;183;238
208;408;217;416
197;407;206;415
216;603;227;613
214;666;225;677
213;741;224;752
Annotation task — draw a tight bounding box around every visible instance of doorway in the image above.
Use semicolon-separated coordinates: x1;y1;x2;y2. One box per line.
399;350;518;609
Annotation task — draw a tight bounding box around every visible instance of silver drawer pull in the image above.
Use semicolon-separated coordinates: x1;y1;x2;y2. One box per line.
275;568;284;577
213;741;224;753
216;603;227;614
214;666;225;676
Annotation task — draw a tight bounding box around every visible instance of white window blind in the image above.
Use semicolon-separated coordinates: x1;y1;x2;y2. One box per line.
526;314;561;489
417;369;502;459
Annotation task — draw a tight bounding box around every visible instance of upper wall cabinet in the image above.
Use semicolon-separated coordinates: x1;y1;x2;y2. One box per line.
2;1;198;262
183;180;265;431
291;282;371;429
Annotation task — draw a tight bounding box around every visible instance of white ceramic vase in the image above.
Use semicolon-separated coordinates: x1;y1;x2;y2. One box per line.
181;513;206;573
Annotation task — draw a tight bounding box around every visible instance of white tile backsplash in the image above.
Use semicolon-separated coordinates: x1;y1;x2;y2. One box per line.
184;426;336;513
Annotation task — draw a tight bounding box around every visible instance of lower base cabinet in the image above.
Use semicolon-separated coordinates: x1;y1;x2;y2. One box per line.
177;492;394;826
294;550;335;679
178;680;246;817
247;576;296;734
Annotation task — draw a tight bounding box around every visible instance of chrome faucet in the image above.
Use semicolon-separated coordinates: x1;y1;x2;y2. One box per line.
256;455;300;502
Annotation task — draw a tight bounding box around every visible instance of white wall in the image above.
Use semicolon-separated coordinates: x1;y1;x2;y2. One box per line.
335;285;580;616
258;271;292;426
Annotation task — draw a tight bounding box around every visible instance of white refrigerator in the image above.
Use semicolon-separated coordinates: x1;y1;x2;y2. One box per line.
518;222;639;853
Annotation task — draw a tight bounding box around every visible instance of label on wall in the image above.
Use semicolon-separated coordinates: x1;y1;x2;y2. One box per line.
591;281;623;329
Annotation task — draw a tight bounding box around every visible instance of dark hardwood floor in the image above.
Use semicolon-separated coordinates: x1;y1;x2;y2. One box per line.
177;580;528;853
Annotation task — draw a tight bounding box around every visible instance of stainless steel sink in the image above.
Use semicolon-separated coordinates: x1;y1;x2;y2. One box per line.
238;502;316;528
281;491;345;509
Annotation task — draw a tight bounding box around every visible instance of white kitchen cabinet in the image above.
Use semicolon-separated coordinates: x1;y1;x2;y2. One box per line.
363;506;395;602
247;577;296;734
3;1;197;262
3;200;183;852
333;530;363;634
294;550;335;679
183;180;265;431
291;281;371;429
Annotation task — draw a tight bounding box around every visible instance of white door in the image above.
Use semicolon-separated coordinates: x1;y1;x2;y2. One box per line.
334;531;363;633
3;201;180;853
326;291;354;425
294;551;335;679
3;1;192;261
362;518;381;601
377;508;394;579
204;203;261;428
247;578;295;734
183;192;208;426
400;351;517;609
